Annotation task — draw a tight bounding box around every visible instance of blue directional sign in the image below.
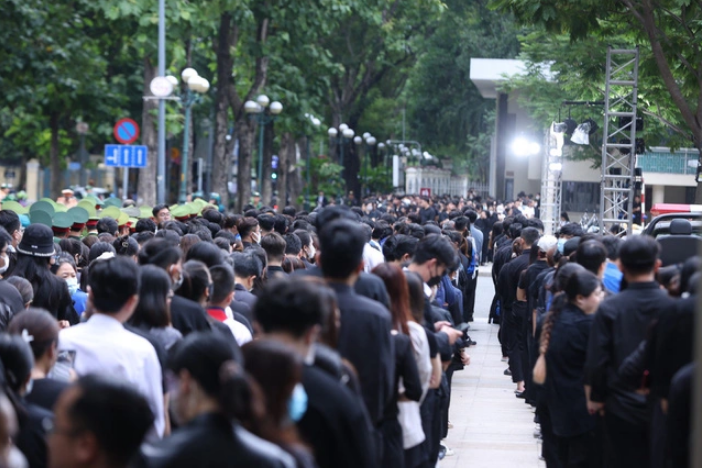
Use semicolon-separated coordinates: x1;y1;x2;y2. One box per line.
104;144;148;168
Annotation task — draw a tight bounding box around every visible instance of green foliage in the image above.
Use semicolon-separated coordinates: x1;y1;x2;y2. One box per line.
405;0;522;181
307;156;345;199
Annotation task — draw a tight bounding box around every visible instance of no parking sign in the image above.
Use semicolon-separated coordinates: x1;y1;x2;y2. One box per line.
113;118;140;145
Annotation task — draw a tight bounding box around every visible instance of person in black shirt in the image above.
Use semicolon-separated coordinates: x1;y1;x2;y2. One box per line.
317;218;394;463
7;309;69;413
138;240;211;336
585;235;674;468
499;227;539;395
418;197;437;224
136;333;292;468
50;375;155;468
536;268;603;468
254;276;377;468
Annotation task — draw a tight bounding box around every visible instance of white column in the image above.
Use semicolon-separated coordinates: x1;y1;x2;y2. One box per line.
25;159;41;203
652;185;665;205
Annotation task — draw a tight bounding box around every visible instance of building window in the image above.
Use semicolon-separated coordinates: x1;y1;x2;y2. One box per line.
562;181;600;213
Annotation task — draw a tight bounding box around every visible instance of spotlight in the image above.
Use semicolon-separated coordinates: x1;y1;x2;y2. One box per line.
571;122;591;145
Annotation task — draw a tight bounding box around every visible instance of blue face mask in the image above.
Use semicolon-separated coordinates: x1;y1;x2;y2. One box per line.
288;383;308;422
557;238;566;254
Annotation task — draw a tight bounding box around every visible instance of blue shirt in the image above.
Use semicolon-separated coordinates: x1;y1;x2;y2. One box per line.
603;262;622;293
72;290;88;316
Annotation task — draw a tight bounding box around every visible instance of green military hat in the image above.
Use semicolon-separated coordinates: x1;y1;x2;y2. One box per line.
99;206;122;220
103;197;122;208
29;210;53;227
52;212;73;229
67;206;89;234
1;200;28;215
77;200;98;219
122;207;140;218
171;205;190;221
53;203;68;213
139;206;153;219
117;211;129;227
29;201;55;217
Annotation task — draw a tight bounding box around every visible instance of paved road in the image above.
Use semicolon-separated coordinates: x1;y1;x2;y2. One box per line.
440;271;545;468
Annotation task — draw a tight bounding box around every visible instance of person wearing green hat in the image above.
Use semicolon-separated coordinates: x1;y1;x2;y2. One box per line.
67;207;89;240
52;212;74;242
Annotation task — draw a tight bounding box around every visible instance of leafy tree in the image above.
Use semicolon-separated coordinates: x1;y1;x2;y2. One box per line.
491;0;702;199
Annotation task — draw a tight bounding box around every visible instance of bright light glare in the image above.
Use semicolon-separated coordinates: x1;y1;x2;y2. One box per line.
512;137;541;157
549;148;562;157
549;162;563;171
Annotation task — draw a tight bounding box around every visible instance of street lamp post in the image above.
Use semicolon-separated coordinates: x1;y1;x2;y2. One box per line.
245;95;283;194
178;68;209;204
328;123;355;179
355;133;377;196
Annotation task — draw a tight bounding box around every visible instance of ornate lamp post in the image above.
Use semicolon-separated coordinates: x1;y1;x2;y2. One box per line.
176;68;209;204
244;95;283;193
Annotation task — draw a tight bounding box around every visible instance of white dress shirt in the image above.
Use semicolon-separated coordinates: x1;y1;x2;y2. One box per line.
363;242;385;273
225;306;253;345
58;314;165;439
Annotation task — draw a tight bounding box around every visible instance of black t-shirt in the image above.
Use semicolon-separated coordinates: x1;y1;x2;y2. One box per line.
16;401;52;468
298;365;377;468
26;378;69;412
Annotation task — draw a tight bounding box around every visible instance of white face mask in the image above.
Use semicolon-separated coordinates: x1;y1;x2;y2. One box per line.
307;244;316;261
65;277;79;295
252;232;261;244
0;253;9;274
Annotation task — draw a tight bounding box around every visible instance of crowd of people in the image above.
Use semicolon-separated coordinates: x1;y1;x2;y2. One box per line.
491;212;696;468
0;189;508;468
0;187;694;468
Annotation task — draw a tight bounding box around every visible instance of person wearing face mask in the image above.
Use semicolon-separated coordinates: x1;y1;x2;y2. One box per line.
0;333;54;468
52;254;88;317
256;276;377;468
231;252;260;312
293;230;316;268
242;340;317;468
138;239;211;337
135;332;294;468
238;218;261;248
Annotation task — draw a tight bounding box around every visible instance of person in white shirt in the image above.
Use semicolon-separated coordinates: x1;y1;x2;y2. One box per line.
58;255;165;439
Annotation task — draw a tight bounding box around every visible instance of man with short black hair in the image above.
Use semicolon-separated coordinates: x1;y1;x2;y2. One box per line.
231;252;260;311
586;235;674;468
48;374;154;468
58;256;165;438
601;235;623;293
255;276;377;468
257;214;276;236
260;232;287;278
498;226;539;395
318;219;394;441
152;204;170;224
208;264;252;345
0;210;22;249
96;217;118;237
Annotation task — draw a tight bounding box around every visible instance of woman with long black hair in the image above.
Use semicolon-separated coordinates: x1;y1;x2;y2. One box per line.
9;225;78;325
534;266;604;468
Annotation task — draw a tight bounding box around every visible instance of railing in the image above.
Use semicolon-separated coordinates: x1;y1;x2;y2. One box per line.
637;148;699;175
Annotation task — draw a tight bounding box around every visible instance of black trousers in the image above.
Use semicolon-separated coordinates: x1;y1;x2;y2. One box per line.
380;418;405;468
463;274;478;322
556;429;600;468
603;411;649;468
506;303;527;383
539;405;562;468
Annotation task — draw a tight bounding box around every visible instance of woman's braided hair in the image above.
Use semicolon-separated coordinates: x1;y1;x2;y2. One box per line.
534;263;599;384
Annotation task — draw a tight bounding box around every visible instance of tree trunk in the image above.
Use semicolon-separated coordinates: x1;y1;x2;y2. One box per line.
138;56;158;206
49;112;62;199
236;117;255;212
288;136;306;209
212;13;239;210
261;121;274;206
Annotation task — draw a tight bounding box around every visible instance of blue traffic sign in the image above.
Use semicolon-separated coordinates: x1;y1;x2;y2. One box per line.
104;145;148;168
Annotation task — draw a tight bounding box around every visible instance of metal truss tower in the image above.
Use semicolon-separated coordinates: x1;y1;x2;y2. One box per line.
541;127;562;236
599;47;640;235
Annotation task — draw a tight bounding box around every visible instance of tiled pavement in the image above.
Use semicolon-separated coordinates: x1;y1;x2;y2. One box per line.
440;276;546;468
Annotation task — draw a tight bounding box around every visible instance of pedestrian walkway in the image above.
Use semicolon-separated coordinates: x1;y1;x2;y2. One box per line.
441;280;545;468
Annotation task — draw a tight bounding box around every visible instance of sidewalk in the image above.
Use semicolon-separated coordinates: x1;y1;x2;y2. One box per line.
440;280;545;468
